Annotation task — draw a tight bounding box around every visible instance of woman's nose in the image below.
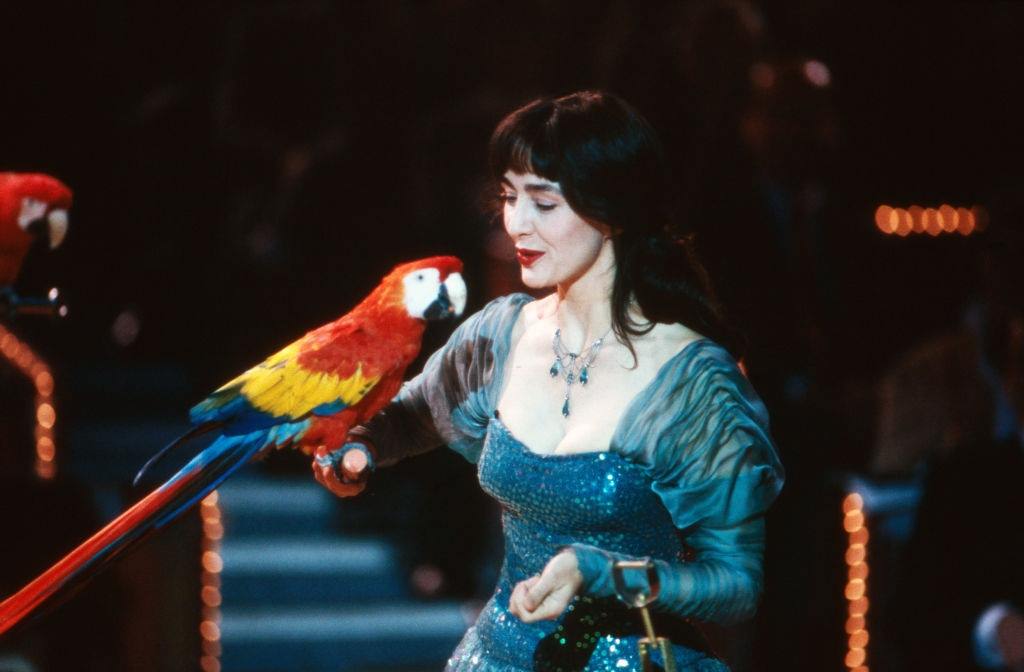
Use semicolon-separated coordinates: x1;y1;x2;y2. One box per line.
504;201;532;237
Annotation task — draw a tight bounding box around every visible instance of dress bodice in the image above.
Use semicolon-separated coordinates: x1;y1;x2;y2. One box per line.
480;416;686;577
446;416;727;672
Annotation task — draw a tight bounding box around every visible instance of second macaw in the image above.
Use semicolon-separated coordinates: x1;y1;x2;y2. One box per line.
0;255;466;634
0;172;72;287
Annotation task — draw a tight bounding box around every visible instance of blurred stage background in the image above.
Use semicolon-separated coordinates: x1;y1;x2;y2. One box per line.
1;2;1022;671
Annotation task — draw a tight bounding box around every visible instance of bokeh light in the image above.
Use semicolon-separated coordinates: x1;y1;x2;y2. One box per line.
874;204;987;238
845;648;866;668
958;207;975;235
803;59;832;88
874;206;893;233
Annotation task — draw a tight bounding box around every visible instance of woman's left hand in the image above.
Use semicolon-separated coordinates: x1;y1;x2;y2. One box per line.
509;549;583;623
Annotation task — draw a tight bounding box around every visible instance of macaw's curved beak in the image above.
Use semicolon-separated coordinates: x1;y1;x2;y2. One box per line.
47;209;68;249
424;272;467;321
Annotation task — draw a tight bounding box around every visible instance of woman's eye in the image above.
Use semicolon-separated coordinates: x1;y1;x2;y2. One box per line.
535;201;557;212
498;193;516;205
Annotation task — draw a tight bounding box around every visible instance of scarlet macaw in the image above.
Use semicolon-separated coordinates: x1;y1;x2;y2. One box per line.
0;172;72;287
0;255;466;634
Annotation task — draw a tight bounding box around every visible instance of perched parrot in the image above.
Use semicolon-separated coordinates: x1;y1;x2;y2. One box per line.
0;172;72;287
0;255;466;635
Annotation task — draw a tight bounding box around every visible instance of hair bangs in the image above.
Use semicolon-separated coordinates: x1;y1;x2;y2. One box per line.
488;101;562;184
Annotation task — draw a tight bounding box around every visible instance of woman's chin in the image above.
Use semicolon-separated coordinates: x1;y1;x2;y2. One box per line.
519;269;552;290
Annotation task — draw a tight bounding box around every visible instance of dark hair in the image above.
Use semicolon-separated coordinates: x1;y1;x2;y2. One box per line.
488;90;742;359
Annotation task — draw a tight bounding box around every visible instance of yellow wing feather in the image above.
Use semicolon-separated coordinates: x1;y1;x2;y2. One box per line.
201;340;382;421
241;361;380;419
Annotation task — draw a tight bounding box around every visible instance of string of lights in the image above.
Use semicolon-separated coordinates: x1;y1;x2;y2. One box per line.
874;204;986;237
199;491;225;672
0;322;57;480
843;492;870;672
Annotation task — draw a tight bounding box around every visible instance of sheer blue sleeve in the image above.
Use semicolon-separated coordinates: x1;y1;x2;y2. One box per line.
350;294;530;466
572;341;784;624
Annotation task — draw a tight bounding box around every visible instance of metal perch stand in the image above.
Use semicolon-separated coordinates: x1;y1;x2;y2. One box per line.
613;559;677;672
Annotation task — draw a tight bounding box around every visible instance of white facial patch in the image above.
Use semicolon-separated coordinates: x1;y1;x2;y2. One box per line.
402;267;443;319
17;198;47;230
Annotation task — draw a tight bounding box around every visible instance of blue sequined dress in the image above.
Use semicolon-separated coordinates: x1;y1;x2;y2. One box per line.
354;295;784;672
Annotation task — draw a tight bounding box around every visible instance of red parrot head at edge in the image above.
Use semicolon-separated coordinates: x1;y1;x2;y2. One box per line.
0;172;73;286
0;173;73;250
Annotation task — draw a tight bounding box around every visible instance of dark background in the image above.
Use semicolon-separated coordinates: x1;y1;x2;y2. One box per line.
3;2;1020;377
1;2;1022;671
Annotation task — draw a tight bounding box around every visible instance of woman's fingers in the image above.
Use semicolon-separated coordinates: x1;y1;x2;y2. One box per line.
311;446;366;498
526;584;574;621
517;583;573;623
510;574;574;623
523;573;554;611
510;550;585;623
509;576;538;619
509;582;523;618
509;578;534;619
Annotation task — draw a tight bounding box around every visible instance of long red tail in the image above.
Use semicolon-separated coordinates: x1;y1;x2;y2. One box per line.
0;477;191;634
0;432;262;635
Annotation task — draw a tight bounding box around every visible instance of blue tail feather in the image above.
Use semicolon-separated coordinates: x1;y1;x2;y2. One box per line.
154;431;267;527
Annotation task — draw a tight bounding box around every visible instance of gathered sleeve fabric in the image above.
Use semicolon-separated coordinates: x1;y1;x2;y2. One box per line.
350;293;531;467
573;340;784;624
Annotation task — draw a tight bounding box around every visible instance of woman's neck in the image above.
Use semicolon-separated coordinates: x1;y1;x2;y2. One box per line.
553;241;616;349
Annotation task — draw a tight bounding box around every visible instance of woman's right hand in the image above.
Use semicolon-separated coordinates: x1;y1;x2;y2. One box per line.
312;442;373;498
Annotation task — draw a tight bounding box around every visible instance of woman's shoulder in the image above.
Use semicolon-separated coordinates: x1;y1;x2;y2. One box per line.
656;336;747;394
455;293;534;338
679;339;748;386
628;336;770;437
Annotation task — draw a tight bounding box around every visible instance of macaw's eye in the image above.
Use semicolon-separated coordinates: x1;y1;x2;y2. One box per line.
416;273;425;281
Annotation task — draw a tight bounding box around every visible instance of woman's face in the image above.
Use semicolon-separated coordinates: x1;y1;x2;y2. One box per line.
500;171;609;289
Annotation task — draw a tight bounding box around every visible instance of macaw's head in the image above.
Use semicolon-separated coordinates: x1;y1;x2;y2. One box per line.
371;255;467;322
0;173;73;252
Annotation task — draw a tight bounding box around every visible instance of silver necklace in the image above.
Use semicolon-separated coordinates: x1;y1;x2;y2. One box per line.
550;328;610;417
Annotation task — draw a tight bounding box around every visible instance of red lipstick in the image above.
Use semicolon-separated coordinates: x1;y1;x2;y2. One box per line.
515;248;544;268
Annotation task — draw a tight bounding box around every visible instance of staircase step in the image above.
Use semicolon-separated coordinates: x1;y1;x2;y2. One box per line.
220;603;470;671
220;538;408;605
218;476;341;536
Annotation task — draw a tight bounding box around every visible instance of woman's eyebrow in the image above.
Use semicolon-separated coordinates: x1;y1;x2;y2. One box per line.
523;182;562;195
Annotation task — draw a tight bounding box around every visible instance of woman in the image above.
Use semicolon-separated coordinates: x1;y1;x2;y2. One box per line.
314;91;784;671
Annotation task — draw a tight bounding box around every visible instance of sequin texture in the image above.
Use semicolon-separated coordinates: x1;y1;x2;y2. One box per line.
445;417;728;672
